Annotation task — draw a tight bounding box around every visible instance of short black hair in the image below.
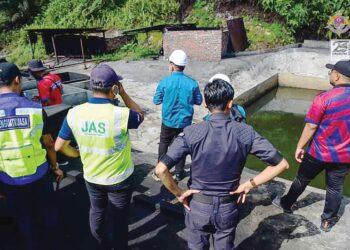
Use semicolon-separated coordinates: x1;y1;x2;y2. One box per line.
204;79;234;111
91;85;113;94
170;62;185;72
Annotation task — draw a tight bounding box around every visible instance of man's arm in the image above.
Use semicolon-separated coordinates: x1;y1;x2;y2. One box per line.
42;133;64;182
37;81;51;106
41;110;63;181
117;82;144;121
231;158;289;203
55;137;80;157
193;85;203;105
54;117;80;157
155;132;197;210
295;123;318;163
156;162;199;210
153;82;164;105
232;128;289;202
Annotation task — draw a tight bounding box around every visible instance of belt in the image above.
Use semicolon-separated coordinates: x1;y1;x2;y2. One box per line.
192;193;238;204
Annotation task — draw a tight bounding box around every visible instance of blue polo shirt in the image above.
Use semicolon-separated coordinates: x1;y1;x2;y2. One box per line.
161;112;283;195
153;71;202;128
58;97;143;140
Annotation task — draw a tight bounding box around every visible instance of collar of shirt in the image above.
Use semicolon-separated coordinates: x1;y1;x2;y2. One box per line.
171;71;184;76
88;97;113;104
334;83;350;88
0;92;20;98
209;112;230;121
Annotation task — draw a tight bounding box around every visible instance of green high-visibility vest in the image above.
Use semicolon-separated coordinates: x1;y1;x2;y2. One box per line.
67;103;134;185
0;107;47;179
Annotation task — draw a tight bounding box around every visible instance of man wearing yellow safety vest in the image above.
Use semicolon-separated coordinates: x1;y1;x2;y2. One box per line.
0;62;64;249
55;64;144;249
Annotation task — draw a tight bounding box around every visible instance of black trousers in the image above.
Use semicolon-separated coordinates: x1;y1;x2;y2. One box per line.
281;153;350;221
85;176;133;250
158;123;186;174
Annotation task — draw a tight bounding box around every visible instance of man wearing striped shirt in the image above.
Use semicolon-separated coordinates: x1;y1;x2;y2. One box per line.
273;60;350;232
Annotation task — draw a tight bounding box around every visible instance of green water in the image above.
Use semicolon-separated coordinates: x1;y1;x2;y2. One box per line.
245;111;350;197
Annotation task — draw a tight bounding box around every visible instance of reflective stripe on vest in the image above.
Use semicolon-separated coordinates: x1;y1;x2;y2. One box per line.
67;103;133;185
0;106;47;184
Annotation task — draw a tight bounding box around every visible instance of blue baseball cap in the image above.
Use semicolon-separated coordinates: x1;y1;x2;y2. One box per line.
0;62;28;85
28;59;47;72
90;64;123;89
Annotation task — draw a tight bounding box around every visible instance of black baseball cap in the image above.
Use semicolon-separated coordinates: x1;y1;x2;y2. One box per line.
326;60;350;77
0;62;28;85
28;59;47;72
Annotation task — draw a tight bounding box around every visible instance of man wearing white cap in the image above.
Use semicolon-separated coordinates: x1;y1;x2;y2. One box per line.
205;73;246;123
153;50;203;181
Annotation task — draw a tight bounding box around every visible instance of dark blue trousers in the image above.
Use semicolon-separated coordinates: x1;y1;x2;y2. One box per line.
2;172;61;250
85;176;133;250
185;198;238;250
282;153;350;221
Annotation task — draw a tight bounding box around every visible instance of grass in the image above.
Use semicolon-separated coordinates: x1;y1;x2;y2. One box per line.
245;111;350;196
244;16;295;50
94;31;163;62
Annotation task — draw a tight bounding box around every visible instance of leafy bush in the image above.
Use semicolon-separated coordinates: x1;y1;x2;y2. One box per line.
258;0;350;38
244;16;295;50
185;0;224;27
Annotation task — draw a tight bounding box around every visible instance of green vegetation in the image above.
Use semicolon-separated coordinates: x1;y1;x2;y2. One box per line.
244;16;295;50
246;111;350;196
258;0;350;37
1;0;349;65
185;0;224;27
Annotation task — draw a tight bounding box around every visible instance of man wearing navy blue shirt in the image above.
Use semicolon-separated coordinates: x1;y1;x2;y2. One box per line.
153;50;202;181
156;79;289;250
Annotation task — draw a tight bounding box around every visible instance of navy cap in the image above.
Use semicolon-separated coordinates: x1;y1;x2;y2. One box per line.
28;59;47;72
326;60;350;77
90;64;123;89
0;62;28;85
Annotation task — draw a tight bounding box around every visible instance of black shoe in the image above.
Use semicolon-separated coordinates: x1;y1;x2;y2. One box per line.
320;217;339;232
272;195;294;214
173;171;185;182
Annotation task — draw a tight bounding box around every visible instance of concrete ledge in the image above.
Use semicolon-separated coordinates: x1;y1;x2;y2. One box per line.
279;73;330;91
303;40;329;49
235;74;278;106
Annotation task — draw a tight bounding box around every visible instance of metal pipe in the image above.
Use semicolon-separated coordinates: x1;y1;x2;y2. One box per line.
80;36;87;70
51;35;59;64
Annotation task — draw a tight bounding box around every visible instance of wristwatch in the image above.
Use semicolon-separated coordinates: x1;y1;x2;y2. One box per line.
50;162;59;171
250;178;257;188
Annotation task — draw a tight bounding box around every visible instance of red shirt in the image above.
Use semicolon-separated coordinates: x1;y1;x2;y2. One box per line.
37;73;63;106
306;84;350;163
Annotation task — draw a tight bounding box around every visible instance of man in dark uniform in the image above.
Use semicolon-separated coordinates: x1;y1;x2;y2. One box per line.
155;79;289;250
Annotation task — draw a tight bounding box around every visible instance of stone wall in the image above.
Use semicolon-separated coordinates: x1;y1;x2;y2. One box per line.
163;29;226;62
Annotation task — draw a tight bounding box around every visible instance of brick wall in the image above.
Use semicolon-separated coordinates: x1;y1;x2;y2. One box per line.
163;29;226;62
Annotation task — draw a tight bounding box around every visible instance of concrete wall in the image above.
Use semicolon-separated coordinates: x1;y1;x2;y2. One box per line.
278;73;330;91
163;29;225;62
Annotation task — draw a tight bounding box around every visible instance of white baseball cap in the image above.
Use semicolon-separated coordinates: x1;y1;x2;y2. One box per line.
169;50;188;66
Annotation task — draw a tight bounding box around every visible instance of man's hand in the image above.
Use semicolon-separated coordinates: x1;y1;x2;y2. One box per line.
177;189;200;211
295;148;304;163
53;168;64;183
230;181;253;204
117;82;125;96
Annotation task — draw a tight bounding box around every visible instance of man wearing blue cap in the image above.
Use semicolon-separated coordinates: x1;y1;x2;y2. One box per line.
55;64;144;249
0;62;64;249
